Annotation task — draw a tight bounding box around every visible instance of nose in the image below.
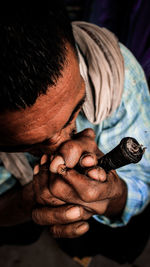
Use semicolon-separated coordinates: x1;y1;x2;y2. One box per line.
40;127;76;154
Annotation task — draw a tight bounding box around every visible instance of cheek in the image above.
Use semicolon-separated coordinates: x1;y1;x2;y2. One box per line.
30;118;77;155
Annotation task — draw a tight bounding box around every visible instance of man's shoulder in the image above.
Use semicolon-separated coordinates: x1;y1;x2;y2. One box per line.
119;43;150;104
119;43;146;82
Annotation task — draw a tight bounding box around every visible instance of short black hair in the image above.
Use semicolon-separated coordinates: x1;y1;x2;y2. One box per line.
0;3;76;112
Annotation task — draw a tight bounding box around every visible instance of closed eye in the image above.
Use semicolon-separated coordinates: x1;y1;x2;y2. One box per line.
62;93;86;129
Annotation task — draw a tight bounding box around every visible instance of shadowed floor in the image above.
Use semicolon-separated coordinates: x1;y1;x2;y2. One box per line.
0;203;150;267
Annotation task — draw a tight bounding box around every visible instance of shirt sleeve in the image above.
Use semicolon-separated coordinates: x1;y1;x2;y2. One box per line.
93;177;150;227
0;153;38;195
0;165;17;195
93;43;150;227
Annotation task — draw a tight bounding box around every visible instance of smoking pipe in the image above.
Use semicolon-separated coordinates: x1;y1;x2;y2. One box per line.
98;137;146;172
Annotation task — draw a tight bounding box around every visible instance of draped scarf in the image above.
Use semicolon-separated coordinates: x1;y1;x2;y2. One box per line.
72;21;124;124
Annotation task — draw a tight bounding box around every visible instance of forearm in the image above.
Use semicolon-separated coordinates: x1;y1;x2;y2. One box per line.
0;182;35;226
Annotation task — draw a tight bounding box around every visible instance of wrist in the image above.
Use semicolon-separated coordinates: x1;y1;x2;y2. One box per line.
105;172;127;219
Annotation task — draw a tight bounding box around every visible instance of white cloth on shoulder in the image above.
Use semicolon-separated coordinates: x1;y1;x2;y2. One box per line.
72;21;124;124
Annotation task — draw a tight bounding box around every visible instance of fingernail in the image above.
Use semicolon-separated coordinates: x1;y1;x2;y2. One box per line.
66;207;81;220
86;167;106;182
50;155;54;161
80;153;96;167
40;154;48;165
50;155;65;173
76;222;89;235
87;168;100;180
33;165;39;175
57;164;67;175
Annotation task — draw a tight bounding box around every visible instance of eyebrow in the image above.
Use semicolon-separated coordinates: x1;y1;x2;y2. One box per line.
0;93;86;152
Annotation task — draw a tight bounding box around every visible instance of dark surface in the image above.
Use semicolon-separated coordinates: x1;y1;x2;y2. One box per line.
0;221;43;246
0;203;150;266
57;203;150;264
64;0;150;86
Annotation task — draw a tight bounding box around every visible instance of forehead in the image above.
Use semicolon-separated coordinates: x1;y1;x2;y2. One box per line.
0;44;84;147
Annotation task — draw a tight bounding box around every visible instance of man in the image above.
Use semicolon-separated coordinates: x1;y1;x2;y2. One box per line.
0;3;150;242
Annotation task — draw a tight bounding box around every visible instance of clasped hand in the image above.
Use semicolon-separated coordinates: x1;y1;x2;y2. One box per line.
32;129;127;238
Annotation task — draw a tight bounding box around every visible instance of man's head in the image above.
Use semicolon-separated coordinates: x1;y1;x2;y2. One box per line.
0;4;85;154
0;3;76;111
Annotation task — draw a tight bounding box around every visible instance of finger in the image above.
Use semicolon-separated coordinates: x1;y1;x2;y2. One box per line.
79;152;98;168
75;128;96;139
49;171;101;209
61;169;101;202
40;154;48;165
50;221;89;238
32;205;92;225
33;163;50;203
50;155;65;173
75;128;104;159
62;168;119;200
84;199;109;214
50;168;109;214
58;137;98;168
33;154;49;176
49;172;79;203
54;128;97;169
33;164;65;206
49;168;110;215
50;174;109;214
33;164;40;175
60;169;117;203
86;167;107;182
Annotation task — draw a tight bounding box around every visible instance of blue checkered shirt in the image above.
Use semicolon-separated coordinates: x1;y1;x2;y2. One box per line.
76;44;150;227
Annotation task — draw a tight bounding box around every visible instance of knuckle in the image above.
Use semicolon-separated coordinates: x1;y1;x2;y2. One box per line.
36;194;45;205
50;223;79;238
93;200;109;215
82;128;96;139
50;155;65;173
81;138;97;152
49;179;60;198
39;191;51;205
32;209;41;224
49;197;62;206
71;225;80;237
54;209;65;223
60;140;74;153
91;140;98;151
79;207;91;220
35;190;50;205
32;208;53;226
50;225;63;238
41;190;50;200
100;200;109;214
80;186;98;202
63;152;81;168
